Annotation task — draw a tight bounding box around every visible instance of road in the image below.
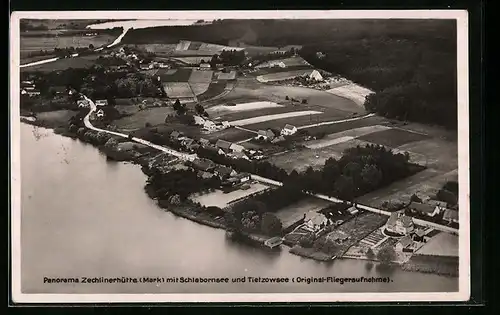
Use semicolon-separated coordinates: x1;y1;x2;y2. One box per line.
82;96;195;161
20;27;129;68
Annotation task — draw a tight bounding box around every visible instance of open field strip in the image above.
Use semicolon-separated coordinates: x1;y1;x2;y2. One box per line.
172;56;211;64
229;110;323;126
274;197;332;230
188;69;214;83
163;82;195;98
325;83;374;107
256;69;315;83
255;56;310;69
208;101;284;115
190;182;269;209
20;55;100;72
199;42;245;52
415;232;459;257
297;113;376;130
304;125;392;149
176;40;191;51
189;83;211;96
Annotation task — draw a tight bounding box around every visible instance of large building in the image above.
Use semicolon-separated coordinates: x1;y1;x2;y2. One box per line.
385;210;414;236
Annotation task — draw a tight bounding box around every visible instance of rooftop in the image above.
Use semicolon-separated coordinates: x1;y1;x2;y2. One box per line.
409;202;436;214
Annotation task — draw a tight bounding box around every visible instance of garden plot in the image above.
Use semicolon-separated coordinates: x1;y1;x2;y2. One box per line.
158;68;192;82
304;125;392;149
203;127;256;143
326;83;374;107
215;106;314;122
198;42;245;52
396;138;457;172
415;232;458;257
188;69;214;83
163;82;195;98
172;56;211;65
175;40;191;51
190;182;269;209
256;69;316;83
208;101;284;115
137;44;177;54
216;71;237;80
357;128;430;148
113;107;176;130
229;110;323;126
268;146;344;173
274;198;332;231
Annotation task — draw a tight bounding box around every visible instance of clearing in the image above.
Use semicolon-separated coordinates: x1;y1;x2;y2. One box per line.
190;182;270;209
325;83;374;107
20;55;100;72
188;69;214;83
256;69;317;83
207;101;283;115
229;110;323;126
20;34;115;56
255;56;310;69
163;82;195;98
304;125;392;149
158;68;193;82
189;83;211;96
415;232;459;257
112;107;176;130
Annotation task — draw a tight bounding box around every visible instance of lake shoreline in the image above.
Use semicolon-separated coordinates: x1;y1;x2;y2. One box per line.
20;119;459;278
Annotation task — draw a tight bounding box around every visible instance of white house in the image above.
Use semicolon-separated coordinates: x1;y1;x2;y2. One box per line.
386;210;414;236
281;124;298;136
199;63;211;70
395;236;414;253
77;100;90;108
193;115;206;126
303;211;329;233
229;143;245;153
96;109;105;118
95;99;108;106
203;120;218;131
306;70;324;81
408;202;442;217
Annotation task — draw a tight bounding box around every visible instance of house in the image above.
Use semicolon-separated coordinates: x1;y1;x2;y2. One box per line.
183;139;200;151
327;230;350;244
203;120;218;131
281;124;298;136
230;151;249;160
443;209;459;224
77;100;90;108
95;99;108;107
96;109;105;118
385;210;414;236
303;211;329;233
215;139;233;154
198;171;214;179
199;138;211;147
265;129;276;140
139;64;151;70
408;202;442;217
205;145;225;155
255;129;275;141
21;80;34;87
199;63;211;70
21;88;40;97
346;206;359;215
214;165;237;179
305;70;324;81
412;229;426;242
190;158;216;172
395;235;414;252
229;143;245;153
158;62;169;69
193;115;206;126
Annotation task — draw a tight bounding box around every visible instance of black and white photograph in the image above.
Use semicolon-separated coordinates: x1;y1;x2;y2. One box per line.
10;10;470;303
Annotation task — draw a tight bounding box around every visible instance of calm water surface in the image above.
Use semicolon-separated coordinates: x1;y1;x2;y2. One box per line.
20;124;458;293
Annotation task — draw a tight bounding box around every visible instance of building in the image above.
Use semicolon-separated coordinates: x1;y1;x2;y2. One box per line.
203;120;218;132
346;206;359;215
205;145;225;155
215;139;233;154
190;158;216;172
305;69;324;81
214;165;236;179
395;235;414;253
193;115;206;126
229;143;245;153
303;211;329;233
21;88;40;97
385;210;414;236
230;151;249;160
412;229;426;242
271;135;286;143
199;138;211;147
77;100;90;108
255;129;275;141
443;209;459;224
408;202;442;217
281;124;298;136
234;173;251;183
170;130;183;140
96;109;105;118
95;99;108;107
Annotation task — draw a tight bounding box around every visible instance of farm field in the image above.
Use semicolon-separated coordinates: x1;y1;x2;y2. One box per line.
357;128;430;148
326;83;374;107
20;34;115;55
190;182;270;209
197;81;229;101
20;54;57;64
396;138;458;171
255;56;310;69
268;146;343;173
220;80;361;113
113;107;176;130
215;71;237;80
172;56;212;65
158;68;193;82
274;198;332;230
415;232;459;257
188;69;214;83
229;110;323;126
189;83;211;96
304;125;392;149
20;55;100;72
207;101;284;116
203;127;256;143
136;44;177;54
213;105;315;122
163;82;195;98
256;69;317;83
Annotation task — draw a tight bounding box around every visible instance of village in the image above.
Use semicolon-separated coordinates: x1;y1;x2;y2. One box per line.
19;24;459;276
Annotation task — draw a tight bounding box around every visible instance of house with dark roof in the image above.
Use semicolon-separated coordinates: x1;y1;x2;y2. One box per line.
443;209;459;224
408;202;441;217
386;210;414;236
254;129;275;141
214;165;236;179
215;139;233;154
170;130;183;140
199;138;211;147
230;151;249;160
303;211;329;233
412;229;426;242
395;235;414;252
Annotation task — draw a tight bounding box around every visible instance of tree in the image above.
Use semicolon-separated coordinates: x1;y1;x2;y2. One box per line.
410;193;422;203
299;234;315;248
334;175;355;200
195;103;205;115
366;247;375;260
377;246;396;264
260;212;283;236
89;43;94;50
361;164;383;189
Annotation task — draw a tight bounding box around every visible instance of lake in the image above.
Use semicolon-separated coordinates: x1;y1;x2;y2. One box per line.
19;124;458;294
